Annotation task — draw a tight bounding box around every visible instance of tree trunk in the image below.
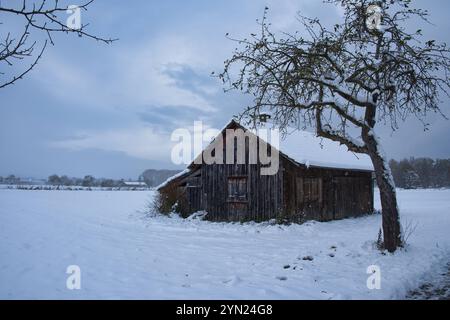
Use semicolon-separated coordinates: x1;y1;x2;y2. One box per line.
365;135;402;253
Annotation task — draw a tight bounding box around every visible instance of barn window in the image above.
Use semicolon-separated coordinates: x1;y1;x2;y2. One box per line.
227;177;247;201
300;178;322;203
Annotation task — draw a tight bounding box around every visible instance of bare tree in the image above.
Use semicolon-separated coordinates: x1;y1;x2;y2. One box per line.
0;0;115;89
220;0;450;252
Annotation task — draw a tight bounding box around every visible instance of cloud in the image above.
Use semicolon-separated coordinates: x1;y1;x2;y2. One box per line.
48;118;231;164
262;0;343;31
49;127;174;162
32;53;111;107
116;36;217;112
33;33;219;113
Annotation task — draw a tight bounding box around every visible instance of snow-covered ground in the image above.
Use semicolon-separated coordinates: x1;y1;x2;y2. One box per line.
0;189;449;299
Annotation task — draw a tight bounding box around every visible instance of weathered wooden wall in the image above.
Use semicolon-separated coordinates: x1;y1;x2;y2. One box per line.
202;163;283;222
283;159;374;222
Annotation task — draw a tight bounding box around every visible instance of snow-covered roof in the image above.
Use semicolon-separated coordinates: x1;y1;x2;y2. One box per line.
263;128;374;171
156;169;191;190
242;120;374;172
123;181;148;187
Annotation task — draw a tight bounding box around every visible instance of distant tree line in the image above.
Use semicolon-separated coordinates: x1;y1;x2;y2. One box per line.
389;158;450;189
46;175;133;188
0;169;182;188
0;175;21;185
0;174;130;187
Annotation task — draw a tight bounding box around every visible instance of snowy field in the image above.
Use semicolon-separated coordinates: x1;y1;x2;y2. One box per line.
0;189;449;300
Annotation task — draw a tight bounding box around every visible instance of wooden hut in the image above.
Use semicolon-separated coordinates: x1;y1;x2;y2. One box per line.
157;120;374;223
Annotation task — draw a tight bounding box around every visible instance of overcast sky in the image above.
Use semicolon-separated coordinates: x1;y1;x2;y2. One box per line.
1;0;450;179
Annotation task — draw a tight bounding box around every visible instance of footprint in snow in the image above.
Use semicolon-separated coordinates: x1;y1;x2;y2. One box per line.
276;276;288;281
302;256;314;261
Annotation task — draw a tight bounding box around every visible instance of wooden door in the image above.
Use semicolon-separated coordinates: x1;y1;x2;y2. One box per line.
186;176;202;213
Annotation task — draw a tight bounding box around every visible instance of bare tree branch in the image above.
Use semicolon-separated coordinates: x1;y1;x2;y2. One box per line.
0;39;47;89
0;0;117;89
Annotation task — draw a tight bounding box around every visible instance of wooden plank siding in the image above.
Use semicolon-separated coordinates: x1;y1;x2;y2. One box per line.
201;163;284;222
197;147;373;222
282;158;374;222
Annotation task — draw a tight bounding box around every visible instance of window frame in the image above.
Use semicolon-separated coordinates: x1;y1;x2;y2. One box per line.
298;177;323;204
227;176;248;202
